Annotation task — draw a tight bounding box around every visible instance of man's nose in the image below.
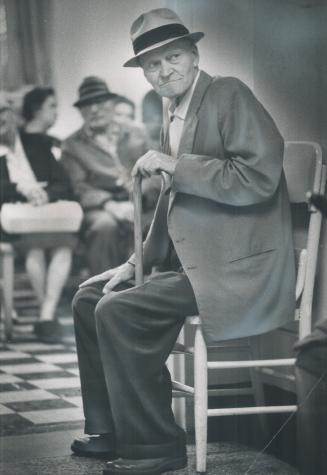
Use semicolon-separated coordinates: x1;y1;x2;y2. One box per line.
159;60;173;78
89;103;100;113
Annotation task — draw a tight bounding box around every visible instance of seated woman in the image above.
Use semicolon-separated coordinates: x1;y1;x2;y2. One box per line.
0;88;76;342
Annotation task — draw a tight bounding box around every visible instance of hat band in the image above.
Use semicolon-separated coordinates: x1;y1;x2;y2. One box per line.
133;23;189;55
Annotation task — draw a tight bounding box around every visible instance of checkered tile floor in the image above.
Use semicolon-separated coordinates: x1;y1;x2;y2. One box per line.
0;311;85;436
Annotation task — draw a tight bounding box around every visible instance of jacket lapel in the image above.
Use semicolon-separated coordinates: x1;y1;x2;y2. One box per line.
176;71;213;157
168;71;213;214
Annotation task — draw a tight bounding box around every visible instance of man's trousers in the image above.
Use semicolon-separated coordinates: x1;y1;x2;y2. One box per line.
72;271;198;459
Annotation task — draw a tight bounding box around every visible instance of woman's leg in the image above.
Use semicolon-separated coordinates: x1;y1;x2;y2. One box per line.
25;248;46;305
40;246;72;321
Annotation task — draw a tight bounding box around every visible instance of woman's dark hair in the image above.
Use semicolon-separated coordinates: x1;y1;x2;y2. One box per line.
22;87;55;122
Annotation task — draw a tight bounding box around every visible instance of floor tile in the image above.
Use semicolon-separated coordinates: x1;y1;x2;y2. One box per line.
0;403;14;415
63;396;83;407
8;343;65;352
0;374;23;384
0;413;34;435
51;387;81;398
1;363;60;374
28;377;80;390
0;381;37;392
59;362;79;370
0;389;58;403
6;397;77;413
66;368;80;376
0;357;39;365
21;406;84;424
18;370;75;380
0;351;30;360
35;353;78;364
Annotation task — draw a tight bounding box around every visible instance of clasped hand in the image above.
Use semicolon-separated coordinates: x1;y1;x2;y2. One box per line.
17;181;49;206
131;150;176;178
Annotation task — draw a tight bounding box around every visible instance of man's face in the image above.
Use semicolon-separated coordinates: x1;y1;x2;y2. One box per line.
139;38;199;100
79;97;114;132
113;102;135;126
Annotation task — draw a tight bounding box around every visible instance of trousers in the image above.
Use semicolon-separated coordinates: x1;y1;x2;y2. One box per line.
72;270;198;459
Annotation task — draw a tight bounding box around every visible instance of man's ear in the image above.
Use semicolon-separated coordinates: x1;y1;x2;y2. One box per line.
191;45;199;67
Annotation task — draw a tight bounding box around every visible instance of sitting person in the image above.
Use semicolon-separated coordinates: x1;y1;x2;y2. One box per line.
0;89;76;342
70;8;295;475
62;78;156;275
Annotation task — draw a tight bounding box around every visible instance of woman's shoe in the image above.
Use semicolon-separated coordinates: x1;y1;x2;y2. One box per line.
34;320;64;343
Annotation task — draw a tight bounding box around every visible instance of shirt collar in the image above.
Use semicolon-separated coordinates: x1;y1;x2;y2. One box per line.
168;70;201;121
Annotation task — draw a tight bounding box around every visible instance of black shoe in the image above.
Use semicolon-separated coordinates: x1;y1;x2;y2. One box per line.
71;434;116;459
103;455;187;475
34;320;64;343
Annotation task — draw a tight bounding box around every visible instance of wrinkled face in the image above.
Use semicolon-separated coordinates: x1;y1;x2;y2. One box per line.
79;98;114;131
139;38;199;99
36;95;57;129
113;102;135;126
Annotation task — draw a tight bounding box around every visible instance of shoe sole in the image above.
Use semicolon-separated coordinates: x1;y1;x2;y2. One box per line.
103;455;187;475
71;443;115;460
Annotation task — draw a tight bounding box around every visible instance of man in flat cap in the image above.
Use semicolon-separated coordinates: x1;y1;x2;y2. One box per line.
71;9;295;475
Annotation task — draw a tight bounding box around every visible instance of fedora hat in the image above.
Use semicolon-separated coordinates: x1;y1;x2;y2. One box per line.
124;8;204;68
73;76;117;108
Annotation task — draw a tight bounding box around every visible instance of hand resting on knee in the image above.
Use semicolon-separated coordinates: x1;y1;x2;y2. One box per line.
79;261;135;294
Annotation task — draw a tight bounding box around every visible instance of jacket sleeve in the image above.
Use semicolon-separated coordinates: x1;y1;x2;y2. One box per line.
61;148;112;210
172;78;284;206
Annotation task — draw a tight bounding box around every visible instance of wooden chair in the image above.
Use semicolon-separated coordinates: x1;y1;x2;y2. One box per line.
0;242;14;340
133;141;326;473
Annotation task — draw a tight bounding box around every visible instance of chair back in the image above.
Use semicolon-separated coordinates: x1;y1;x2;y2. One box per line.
283;141;325;338
283;141;322;204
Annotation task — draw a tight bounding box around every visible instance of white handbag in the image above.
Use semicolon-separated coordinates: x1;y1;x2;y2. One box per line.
0;200;84;234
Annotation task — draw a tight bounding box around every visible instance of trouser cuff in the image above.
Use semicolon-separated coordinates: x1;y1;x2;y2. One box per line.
117;437;186;459
84;419;114;435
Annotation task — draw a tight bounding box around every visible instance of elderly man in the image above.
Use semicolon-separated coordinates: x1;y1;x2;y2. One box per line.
62;77;135;275
71;8;296;475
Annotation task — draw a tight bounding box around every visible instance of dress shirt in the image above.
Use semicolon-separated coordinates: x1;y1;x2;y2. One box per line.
167;70;200;159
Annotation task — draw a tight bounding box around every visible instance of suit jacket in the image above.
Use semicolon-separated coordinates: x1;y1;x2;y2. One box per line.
131;71;296;344
61;127;159;212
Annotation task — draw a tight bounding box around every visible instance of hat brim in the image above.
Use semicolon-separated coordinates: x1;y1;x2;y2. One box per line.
123;31;204;68
73;91;117;108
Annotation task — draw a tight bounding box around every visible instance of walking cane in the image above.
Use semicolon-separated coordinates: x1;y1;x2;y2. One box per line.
133;173;144;286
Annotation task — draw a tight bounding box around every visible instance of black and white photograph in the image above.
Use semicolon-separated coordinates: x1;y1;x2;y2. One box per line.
0;1;327;474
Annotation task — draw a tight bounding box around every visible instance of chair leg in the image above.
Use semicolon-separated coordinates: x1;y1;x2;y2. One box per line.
249;337;270;440
1;247;14;341
169;327;186;429
194;325;208;473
